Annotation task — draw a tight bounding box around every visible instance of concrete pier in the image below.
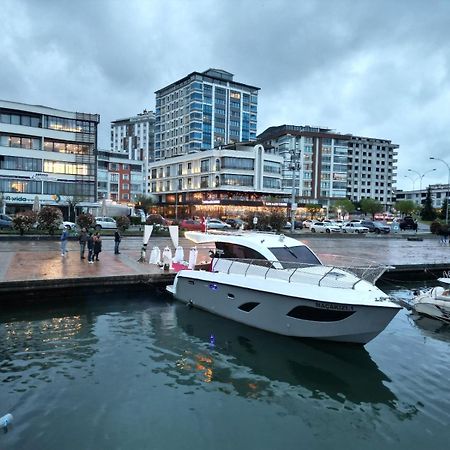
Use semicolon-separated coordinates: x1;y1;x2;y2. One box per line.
0;232;449;305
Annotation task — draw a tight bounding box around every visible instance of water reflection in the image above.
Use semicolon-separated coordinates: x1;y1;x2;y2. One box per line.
410;314;450;343
151;303;403;409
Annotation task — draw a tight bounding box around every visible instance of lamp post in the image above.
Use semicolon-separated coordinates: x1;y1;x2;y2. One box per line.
290;148;301;233
407;168;436;192
404;174;417;191
430;156;450;224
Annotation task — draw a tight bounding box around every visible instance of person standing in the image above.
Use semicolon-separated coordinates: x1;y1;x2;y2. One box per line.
93;232;102;262
60;225;69;256
87;232;94;264
114;229;121;254
79;228;88;259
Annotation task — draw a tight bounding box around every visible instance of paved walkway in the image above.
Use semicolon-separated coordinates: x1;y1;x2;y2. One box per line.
0;232;449;288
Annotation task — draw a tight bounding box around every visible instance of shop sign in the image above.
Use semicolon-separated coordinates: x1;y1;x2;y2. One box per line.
265;202;288;207
202;200;220;205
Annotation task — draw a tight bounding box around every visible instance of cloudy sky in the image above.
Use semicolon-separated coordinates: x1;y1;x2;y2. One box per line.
2;0;450;190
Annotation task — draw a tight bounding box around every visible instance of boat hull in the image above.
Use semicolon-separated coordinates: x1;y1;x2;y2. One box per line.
168;274;400;345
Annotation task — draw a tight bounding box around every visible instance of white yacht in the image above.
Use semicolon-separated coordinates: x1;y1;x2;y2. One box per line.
411;278;450;323
166;231;401;344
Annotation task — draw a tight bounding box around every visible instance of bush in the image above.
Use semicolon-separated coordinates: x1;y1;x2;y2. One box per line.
77;213;95;230
13;211;38;235
116;215;130;231
37;206;63;235
129;216;143;226
430;221;442;234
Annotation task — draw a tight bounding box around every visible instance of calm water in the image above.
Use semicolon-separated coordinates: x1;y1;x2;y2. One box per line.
1;283;450;450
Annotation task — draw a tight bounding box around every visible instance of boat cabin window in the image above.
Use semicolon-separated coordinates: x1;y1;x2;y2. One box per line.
268;246;321;266
215;242;268;265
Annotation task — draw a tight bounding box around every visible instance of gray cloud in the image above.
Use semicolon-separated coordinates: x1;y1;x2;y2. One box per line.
2;0;450;189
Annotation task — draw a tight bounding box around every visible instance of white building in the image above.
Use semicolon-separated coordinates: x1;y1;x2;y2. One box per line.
0;99;99;216
396;183;450;208
347;136;398;209
110;109;155;194
154;69;259;160
147;143;284;218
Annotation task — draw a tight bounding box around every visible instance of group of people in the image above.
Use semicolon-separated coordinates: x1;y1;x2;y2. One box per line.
61;227;122;263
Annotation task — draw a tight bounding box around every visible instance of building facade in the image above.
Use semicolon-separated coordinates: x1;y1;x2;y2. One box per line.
0;99;99;216
97;149;144;204
257;125;351;205
147;143;284;219
110;109;155;194
154;69;259;161
396;184;449;208
347;136;398;209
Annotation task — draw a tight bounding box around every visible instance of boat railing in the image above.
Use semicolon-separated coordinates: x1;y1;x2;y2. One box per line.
211;255;387;289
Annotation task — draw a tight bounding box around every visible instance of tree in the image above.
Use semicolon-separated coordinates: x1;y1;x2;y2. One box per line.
305;204;322;219
13;211;38;235
360;198;383;219
77;212;95;230
135;195;154;214
116;215;131;232
420;187;436;221
332;199;355;217
394;200;417;216
439;198;448;221
37;206;63;235
268;210;286;232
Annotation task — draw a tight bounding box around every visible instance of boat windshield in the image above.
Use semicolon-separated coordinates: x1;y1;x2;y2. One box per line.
269;246;321;266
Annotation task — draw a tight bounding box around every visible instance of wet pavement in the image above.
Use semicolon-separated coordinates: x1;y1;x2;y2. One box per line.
0;231;449;291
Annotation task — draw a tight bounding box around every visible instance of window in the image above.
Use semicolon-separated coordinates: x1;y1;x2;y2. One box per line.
200;159;210;172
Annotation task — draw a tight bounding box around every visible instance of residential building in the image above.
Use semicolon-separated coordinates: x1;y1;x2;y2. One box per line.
396;184;450;208
257;125;351;206
154;69;259;160
147;143;284;219
97;149;144;203
0;99;99;217
110;109;155;194
347;136;398;210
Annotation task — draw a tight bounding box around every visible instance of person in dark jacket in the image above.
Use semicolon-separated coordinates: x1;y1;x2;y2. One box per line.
87;232;94;264
79;228;88;259
93;232;102;262
114;230;121;254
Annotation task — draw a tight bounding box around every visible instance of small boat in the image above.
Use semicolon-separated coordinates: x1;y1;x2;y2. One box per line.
166;231;401;345
411;278;450;323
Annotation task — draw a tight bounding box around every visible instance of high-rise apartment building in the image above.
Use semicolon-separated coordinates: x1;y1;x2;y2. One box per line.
0;99;99;216
110;109;155;195
347;136;398;209
154;69;259;160
257;125;351;203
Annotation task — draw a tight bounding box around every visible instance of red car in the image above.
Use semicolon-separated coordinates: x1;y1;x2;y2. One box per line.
180;219;203;231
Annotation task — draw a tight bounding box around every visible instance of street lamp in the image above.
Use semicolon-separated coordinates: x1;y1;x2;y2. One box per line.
290;149;301;233
407;168;436;192
430;156;450;224
404;174;417;190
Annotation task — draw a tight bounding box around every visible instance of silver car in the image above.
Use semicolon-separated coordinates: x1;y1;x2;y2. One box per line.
207;219;232;230
95;216;117;230
342;223;369;234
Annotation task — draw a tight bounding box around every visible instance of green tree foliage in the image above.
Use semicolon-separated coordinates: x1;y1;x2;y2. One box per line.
430;220;442;234
268;210;286;232
394;200;417;216
135;195;154;214
305;204;322;219
37;206;63;235
360;198;384;219
13;211;38;235
439;198;448;221
332;199;355;216
77;212;95;230
116;215;130;231
420;187;437;221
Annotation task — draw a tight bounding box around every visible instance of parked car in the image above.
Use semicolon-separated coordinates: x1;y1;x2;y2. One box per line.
59;221;77;230
180;219;203;231
360;220;391;234
207;219;232;230
323;219;343;229
342;223;369;234
310;221;341;234
0;214;13;229
225;218;246;229
302;219;313;229
283;220;304;230
399;216;418;231
95;216;117;230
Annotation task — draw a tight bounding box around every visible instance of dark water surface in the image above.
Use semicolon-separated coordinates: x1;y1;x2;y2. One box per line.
1;283;450;450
